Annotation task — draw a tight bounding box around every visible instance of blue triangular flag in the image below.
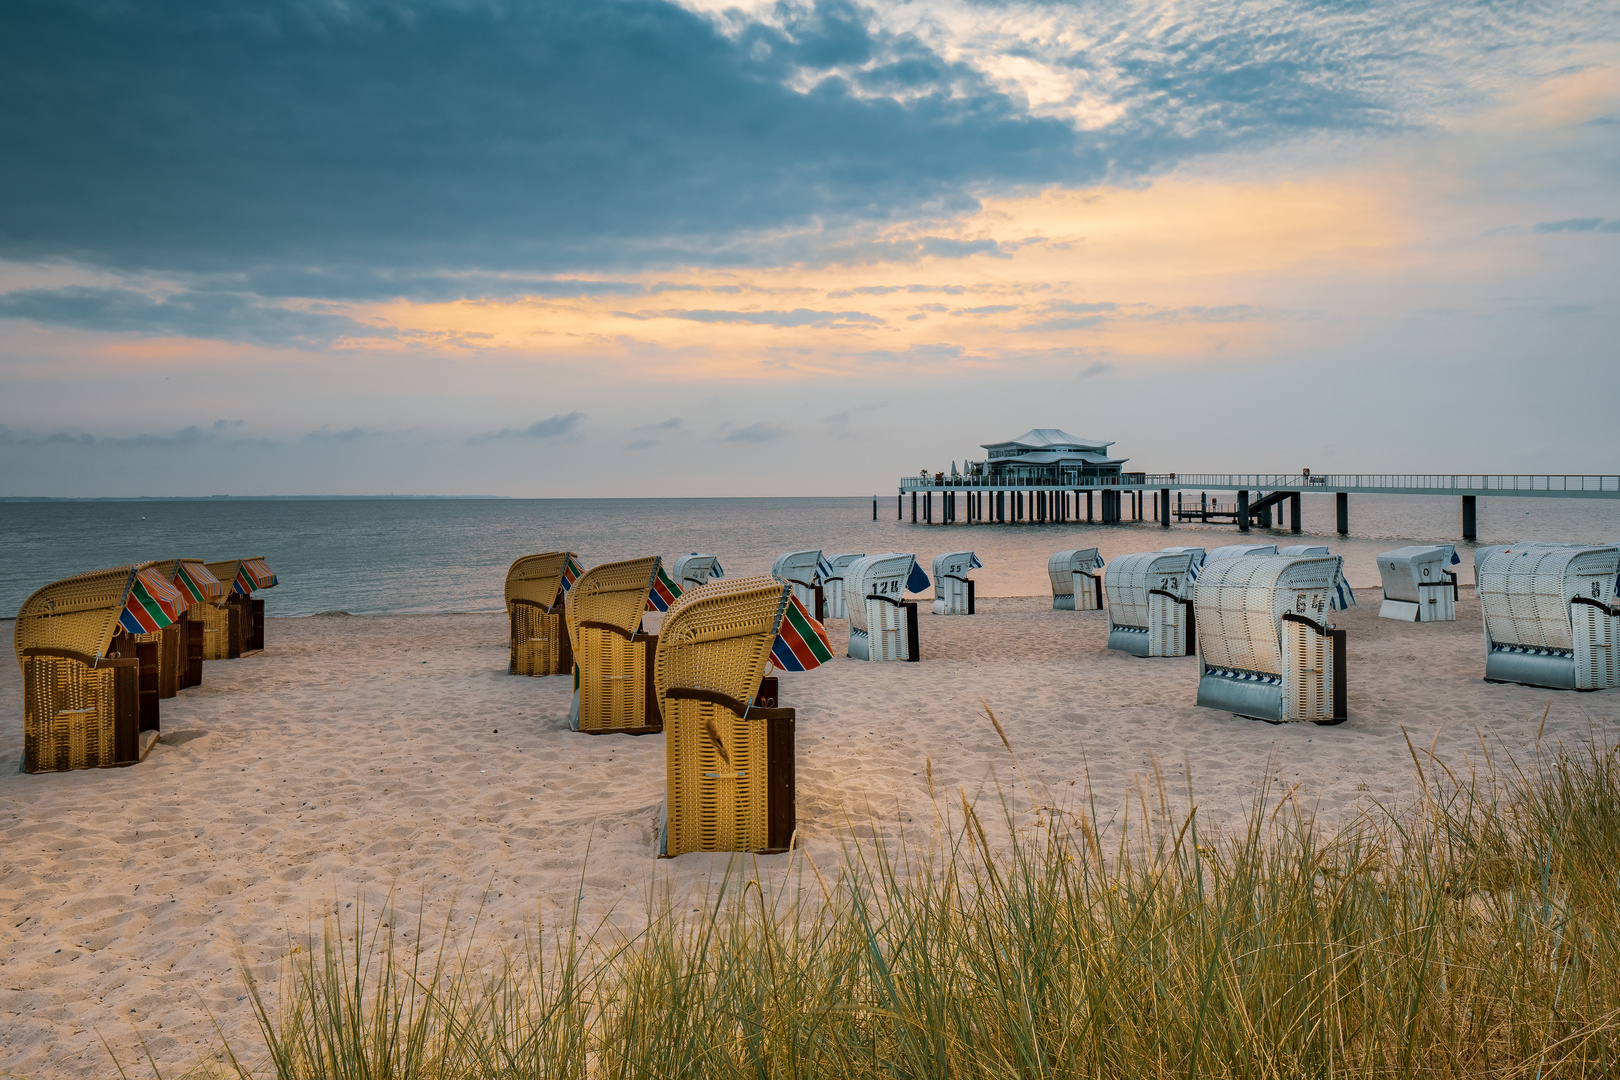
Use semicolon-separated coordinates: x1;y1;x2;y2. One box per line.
905;559;931;594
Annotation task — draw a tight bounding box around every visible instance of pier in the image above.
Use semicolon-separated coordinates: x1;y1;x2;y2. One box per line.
898;473;1620;541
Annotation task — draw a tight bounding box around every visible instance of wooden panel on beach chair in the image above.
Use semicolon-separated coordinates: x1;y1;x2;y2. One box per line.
183;619;204;688
656;576;794;857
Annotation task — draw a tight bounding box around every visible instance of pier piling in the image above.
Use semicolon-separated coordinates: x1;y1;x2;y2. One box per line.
1462;495;1476;541
1336;492;1348;535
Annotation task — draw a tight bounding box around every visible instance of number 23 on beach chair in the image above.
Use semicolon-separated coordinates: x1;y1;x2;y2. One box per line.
657;576;831;857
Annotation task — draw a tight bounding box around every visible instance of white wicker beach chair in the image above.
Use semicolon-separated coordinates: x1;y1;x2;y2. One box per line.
931;551;981;615
1193;554;1347;724
818;553;865;619
1376;545;1460;622
672;553;723;591
771;550;823;618
845;553;925;661
1105;550;1197;657
1280;545;1356;610
1048;549;1103;610
1475;543;1620;690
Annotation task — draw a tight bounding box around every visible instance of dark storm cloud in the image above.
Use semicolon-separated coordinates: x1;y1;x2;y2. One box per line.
0;286;373;347
0;0;1396;292
0;0;1088;284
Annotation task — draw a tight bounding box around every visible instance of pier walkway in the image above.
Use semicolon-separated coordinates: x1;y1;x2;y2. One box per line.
894;473;1620;540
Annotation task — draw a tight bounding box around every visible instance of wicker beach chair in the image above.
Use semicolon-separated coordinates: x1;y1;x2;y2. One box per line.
655;576;797;856
1049;549;1104;610
672;553;723;591
1376;545;1461;622
565;556;663;733
1475;543;1620;690
14;563;188;772
1105;549;1197;657
931;551;982;615
204;557;278;657
818;553;865;619
149;558;223;692
845;553;927;661
505;552;577;677
1193;554;1347;724
771;550;823;619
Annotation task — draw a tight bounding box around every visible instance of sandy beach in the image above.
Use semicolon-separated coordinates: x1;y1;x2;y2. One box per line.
3;589;1616;1077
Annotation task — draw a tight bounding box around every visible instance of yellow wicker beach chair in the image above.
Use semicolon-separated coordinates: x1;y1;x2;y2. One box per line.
205;556;278;657
655;576;796;857
14;563;185;772
505;551;577;677
564;556;663;734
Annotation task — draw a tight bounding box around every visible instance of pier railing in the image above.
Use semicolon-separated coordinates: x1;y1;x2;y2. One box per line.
900;473;1620;498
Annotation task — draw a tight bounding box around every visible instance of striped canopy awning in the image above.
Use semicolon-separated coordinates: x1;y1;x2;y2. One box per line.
233;557;278;595
119;567;190;634
173;560;225;605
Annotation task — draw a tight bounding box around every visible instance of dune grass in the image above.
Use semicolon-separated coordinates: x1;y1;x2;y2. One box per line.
142;723;1620;1079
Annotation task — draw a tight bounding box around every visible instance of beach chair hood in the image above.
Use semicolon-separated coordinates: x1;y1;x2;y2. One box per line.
672;553;723;589
16;562;189;668
505;551;577;613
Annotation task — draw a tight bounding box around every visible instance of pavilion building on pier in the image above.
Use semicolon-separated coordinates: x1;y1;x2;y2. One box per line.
971;429;1133;486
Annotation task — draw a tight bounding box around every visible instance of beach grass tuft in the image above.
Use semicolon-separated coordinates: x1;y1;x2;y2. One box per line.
142;730;1620;1079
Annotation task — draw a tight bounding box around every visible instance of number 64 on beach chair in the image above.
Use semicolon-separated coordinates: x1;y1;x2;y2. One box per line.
656;576;821;856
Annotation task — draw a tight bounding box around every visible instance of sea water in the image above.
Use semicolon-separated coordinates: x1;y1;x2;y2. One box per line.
3;494;1619;617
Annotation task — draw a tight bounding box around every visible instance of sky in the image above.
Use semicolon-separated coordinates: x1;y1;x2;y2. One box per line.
1;0;1616;497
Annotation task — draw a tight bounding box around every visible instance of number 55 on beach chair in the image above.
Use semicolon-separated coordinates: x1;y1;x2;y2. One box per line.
564;556;663;734
15;563;189;772
656;576;816;857
505;552;579;676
